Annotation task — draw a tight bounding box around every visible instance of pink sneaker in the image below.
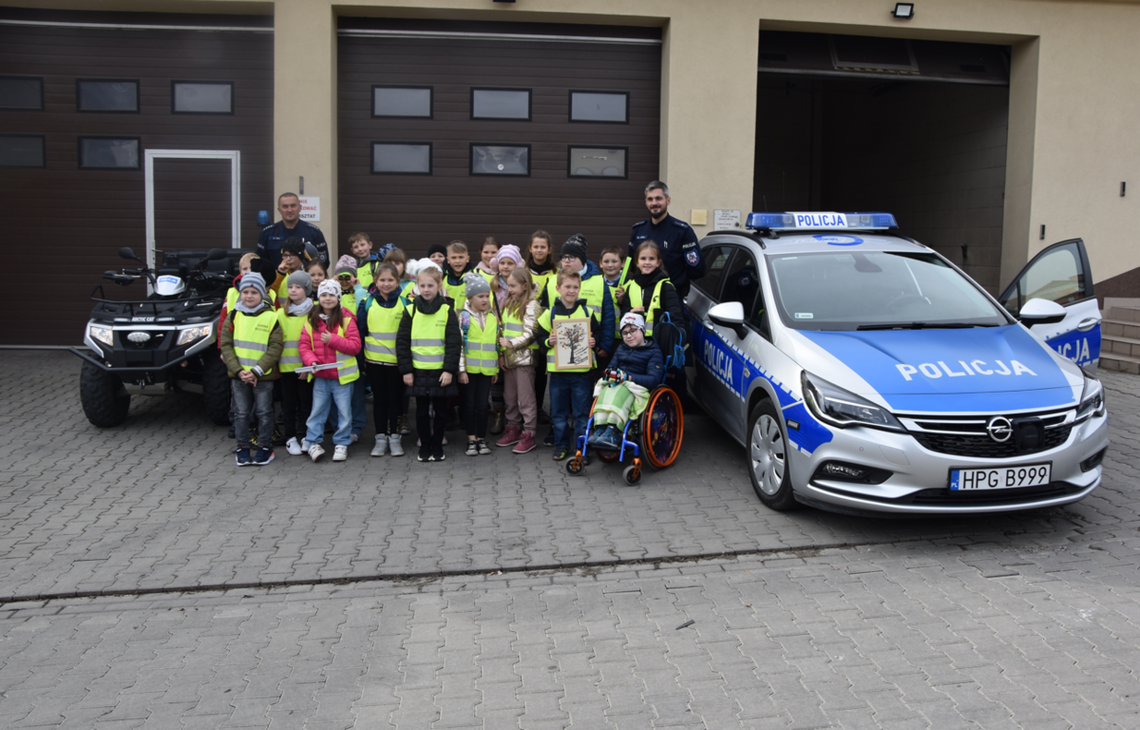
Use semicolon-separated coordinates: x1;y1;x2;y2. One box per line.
496;424;523;447
512;431;537;454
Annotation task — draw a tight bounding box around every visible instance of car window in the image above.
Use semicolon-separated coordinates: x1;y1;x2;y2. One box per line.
691;245;733;300
767;251;1008;331
720;250;767;333
998;242;1087;317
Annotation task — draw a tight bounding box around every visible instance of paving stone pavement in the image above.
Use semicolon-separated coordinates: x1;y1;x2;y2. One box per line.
2;351;1140;727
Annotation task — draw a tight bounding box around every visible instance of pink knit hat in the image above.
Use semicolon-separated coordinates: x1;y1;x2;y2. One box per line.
495;244;524;267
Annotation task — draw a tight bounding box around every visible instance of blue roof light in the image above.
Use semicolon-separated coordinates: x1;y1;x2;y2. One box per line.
746;211;898;230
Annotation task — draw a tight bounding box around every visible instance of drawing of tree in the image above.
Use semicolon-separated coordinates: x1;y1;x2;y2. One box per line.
563;322;586;365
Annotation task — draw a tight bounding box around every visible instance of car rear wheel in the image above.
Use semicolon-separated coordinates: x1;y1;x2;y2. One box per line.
748;399;797;511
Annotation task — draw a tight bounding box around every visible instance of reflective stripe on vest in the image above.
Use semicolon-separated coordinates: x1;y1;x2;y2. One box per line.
464;312;499;376
275;309;308;372
408;302;451;371
625;279;667;336
539;304;592;372
303;320;359;384
363;297;403;364
233;309;278;374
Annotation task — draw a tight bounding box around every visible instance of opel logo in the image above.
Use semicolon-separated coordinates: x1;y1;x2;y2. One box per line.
986;416;1013;443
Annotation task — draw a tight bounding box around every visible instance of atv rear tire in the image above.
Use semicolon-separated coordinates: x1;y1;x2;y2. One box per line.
201;353;231;426
80;360;130;427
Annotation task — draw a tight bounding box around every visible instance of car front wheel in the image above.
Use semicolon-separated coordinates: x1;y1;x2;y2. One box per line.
747;399;797;511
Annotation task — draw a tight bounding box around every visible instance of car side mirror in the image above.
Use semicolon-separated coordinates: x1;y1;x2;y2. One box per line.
119;247;142;262
1019;298;1067;327
708;301;748;338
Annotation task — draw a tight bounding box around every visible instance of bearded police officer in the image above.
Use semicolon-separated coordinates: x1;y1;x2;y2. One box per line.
627;181;705;299
256;192;329;273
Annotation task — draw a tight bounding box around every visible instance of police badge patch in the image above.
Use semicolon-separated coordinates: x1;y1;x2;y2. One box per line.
686;250;700;265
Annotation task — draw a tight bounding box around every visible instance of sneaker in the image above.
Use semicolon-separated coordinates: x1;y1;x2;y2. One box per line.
333;445;348;462
433;450;446;462
496;424;522;448
466;441;479;457
398;415;411;435
552;447;569;461
308;444;325;463
350;433;360;444
253;447;274;465
418;451;431;462
234;447;252;466
543;431;555;447
301;439;312;451
371;435;389;457
512;431;537;454
477;439;492;455
388;434;405;457
285;437;303;456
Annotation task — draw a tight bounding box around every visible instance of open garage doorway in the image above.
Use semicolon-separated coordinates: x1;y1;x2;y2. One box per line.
754;31;1010;292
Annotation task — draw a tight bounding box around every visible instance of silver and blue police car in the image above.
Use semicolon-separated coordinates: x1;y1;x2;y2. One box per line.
686;212;1108;515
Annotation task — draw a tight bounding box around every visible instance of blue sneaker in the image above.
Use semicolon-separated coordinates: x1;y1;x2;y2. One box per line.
252;446;274;466
234;447;252;466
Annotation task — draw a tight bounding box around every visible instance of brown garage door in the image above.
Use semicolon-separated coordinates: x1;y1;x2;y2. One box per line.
337;19;662;259
0;9;274;346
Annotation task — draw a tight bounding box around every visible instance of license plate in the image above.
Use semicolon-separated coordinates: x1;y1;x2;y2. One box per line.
950;463;1051;491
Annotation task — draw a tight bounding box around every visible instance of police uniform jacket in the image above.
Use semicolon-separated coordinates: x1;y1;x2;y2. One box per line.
256;219;329;272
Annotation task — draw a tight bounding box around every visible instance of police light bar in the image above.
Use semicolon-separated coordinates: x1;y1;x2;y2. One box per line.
746;212;899;230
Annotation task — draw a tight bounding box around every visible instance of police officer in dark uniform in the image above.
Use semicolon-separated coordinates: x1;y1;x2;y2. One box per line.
256;192;329;273
627;180;705;299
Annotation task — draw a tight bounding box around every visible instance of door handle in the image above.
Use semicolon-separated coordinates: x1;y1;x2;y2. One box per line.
1077;317;1100;332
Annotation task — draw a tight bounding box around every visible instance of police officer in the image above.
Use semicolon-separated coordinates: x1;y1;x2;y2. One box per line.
628;181;705;299
256;192;329;273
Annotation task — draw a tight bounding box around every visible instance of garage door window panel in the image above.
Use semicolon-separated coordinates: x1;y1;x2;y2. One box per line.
471;88;530;121
372;142;432;175
79;137;140;169
373;86;432;118
569;91;629;123
0;135;45;168
0;76;43;110
77;79;139;112
172;82;233;114
569;147;627;178
471;144;529;176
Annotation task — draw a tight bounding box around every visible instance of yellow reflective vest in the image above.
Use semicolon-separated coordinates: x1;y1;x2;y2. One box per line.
301;319;359;384
362;294;404;365
463;310;500;376
275;308;308;373
538;302;593;373
233;308;279;376
625;279;668;337
407;301;452;371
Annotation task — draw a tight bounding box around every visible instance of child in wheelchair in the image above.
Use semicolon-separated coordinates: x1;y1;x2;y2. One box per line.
588;312;665;450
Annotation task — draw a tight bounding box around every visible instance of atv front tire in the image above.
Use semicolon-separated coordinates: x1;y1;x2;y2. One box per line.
80;361;130;427
201;353;231;425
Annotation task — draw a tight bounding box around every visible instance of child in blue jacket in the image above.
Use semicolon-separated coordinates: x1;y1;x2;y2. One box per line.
588;312;665;449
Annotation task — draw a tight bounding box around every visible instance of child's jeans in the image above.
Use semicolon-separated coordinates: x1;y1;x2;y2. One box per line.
549;372;591;450
306;378;354;447
232;379;274;449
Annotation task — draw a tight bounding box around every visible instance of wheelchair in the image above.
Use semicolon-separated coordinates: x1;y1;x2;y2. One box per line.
565;385;684;485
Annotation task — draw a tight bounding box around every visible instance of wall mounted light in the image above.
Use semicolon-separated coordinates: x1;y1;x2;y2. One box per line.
892;3;915;19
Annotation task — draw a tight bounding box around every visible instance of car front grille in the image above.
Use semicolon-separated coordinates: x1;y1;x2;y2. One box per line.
899;407;1075;458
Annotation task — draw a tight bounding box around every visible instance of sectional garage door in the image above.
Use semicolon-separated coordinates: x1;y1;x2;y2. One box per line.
337;20;662;257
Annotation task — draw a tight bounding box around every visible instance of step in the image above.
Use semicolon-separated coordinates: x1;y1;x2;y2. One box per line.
1107;306;1140;323
1101;333;1140;358
1101;319;1140;340
1099;352;1140;374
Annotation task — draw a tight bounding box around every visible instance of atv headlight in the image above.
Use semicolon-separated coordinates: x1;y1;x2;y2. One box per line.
177;325;211;346
802;371;904;432
89;325;113;347
1075;376;1106;422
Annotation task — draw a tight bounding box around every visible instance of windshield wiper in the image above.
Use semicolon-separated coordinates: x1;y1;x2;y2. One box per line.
856;322;994;331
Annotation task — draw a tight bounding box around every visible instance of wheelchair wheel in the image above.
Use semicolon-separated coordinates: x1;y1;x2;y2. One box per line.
566;452;585;476
641;386;684;469
623;462;642;485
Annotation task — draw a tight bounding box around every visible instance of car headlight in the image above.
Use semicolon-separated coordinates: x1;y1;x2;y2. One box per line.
802;371;905;432
89;325;113;347
1075;376;1106;422
177;324;212;346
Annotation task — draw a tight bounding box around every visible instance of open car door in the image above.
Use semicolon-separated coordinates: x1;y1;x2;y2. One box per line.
998;238;1101;371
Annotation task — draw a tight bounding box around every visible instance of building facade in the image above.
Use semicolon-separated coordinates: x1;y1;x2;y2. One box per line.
2;0;1138;345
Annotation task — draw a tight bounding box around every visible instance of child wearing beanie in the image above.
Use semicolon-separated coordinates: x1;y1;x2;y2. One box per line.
457;273;500;456
587;312;664;451
220;272;284;466
276;270;315;455
300;279;363;463
333;253;370;442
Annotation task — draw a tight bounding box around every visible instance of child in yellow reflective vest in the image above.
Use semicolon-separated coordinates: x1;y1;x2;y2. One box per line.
495;267;541;455
276;270;314;456
458;274;500;456
535;269;597;462
358;262;407;458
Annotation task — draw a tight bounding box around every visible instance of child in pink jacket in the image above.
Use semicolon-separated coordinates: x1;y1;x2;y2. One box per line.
300;280;363;463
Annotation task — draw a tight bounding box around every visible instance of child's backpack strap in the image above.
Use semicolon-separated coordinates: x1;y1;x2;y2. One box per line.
655;312;687;373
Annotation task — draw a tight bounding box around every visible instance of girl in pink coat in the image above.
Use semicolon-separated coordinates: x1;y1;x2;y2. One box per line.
300;279;363;462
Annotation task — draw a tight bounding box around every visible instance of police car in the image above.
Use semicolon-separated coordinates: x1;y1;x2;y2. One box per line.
686;212;1108;515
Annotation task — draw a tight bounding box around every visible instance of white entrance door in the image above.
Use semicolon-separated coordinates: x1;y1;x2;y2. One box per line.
144;149;241;272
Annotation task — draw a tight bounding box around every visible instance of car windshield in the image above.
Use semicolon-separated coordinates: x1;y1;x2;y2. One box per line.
767;250;1010;331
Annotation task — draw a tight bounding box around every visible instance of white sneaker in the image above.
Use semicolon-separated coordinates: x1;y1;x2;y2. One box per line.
389;433;404;457
371;435;388;457
285;437;302;456
301;439;312;451
308;444;325;463
333;445;348;462
350;433;360;444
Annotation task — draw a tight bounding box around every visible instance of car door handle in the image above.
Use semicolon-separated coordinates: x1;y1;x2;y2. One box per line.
1078;317;1101;332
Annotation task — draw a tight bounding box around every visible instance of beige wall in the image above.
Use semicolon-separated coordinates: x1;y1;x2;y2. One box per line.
9;0;1140;285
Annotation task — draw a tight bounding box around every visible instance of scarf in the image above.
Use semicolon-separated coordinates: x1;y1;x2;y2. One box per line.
287;298;313;317
235;300;267;315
